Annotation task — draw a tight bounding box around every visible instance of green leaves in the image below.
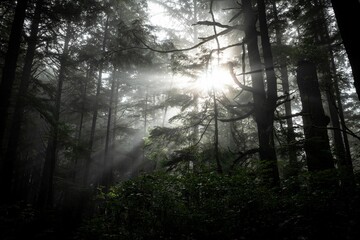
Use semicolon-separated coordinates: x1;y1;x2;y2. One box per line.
78;170;360;240
79;170;276;239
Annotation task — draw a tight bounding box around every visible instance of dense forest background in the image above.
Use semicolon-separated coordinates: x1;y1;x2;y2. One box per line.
1;0;360;239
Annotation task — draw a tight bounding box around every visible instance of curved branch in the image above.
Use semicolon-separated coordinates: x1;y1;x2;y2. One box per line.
228;63;257;93
219;108;254;122
193;117;214;146
195;21;244;30
133;29;231;53
274;111;305;120
230;148;259;170
314;125;360;142
198;28;233;41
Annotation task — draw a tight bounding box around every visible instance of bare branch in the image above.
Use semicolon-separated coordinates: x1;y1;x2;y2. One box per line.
195;21;244;30
228;63;257;93
276;95;295;107
219;108;254;122
314;126;360;142
198;28;233;41
274;112;305;120
194;117;214;146
230;148;259;170
132;29;233;54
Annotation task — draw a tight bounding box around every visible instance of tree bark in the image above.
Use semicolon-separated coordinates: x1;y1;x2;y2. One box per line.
330;0;360;100
1;0;44;204
257;0;279;183
296;60;334;172
37;23;71;208
84;15;109;186
243;0;279;186
0;0;28;147
101;68;116;189
315;0;354;187
272;0;298;177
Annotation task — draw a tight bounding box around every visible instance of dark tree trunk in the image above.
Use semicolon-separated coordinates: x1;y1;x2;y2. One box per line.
0;0;28;147
326;89;346;161
84;16;109;186
296;60;334;172
315;0;354;187
257;0;279;183
272;0;298;177
37;23;71;208
330;56;353;170
313;0;348;166
77;69;89;144
1;0;44;204
101;68;116;189
319;0;352;168
213;86;222;173
243;0;279;186
210;0;222;174
330;0;360;100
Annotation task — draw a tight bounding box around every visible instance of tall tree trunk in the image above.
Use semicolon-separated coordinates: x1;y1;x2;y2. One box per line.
84;16;109;186
313;0;347;165
210;0;222;174
37;23;71;208
111;75;120;170
72;67;90;184
242;0;279;186
77;69;89;144
0;0;28;147
61;67;91;232
296;60;334;172
213;87;222;173
1;0;44;204
101;68;116;189
319;0;353;167
330;0;360;100
272;0;298;177
330;55;353;169
257;0;279;185
144;88;148;137
315;0;354;187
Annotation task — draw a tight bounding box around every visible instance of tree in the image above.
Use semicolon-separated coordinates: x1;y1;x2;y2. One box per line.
271;0;298;178
101;68;116;189
314;0;354;185
37;22;72;208
330;0;360;101
0;0;28;148
235;0;280;186
1;0;44;204
296;60;334;172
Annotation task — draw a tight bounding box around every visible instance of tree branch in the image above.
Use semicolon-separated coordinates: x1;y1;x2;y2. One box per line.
230;148;259;170
228;62;257;93
193;117;214;146
132;29;233;53
274;111;305;120
198;28;233;41
195;20;243;30
313;125;360;142
219;108;254;122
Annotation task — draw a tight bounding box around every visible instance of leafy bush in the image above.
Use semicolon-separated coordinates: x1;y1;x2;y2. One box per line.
77;170;360;240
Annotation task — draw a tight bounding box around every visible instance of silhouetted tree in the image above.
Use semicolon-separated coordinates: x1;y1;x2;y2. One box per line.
0;0;28;148
330;0;360;101
296;60;334;172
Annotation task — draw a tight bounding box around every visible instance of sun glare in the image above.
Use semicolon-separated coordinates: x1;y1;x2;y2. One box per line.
195;66;234;93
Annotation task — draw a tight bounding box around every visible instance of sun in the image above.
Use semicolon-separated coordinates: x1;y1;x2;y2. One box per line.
195;65;234;93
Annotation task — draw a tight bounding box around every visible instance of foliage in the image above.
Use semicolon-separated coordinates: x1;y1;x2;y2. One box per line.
78;170;360;240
